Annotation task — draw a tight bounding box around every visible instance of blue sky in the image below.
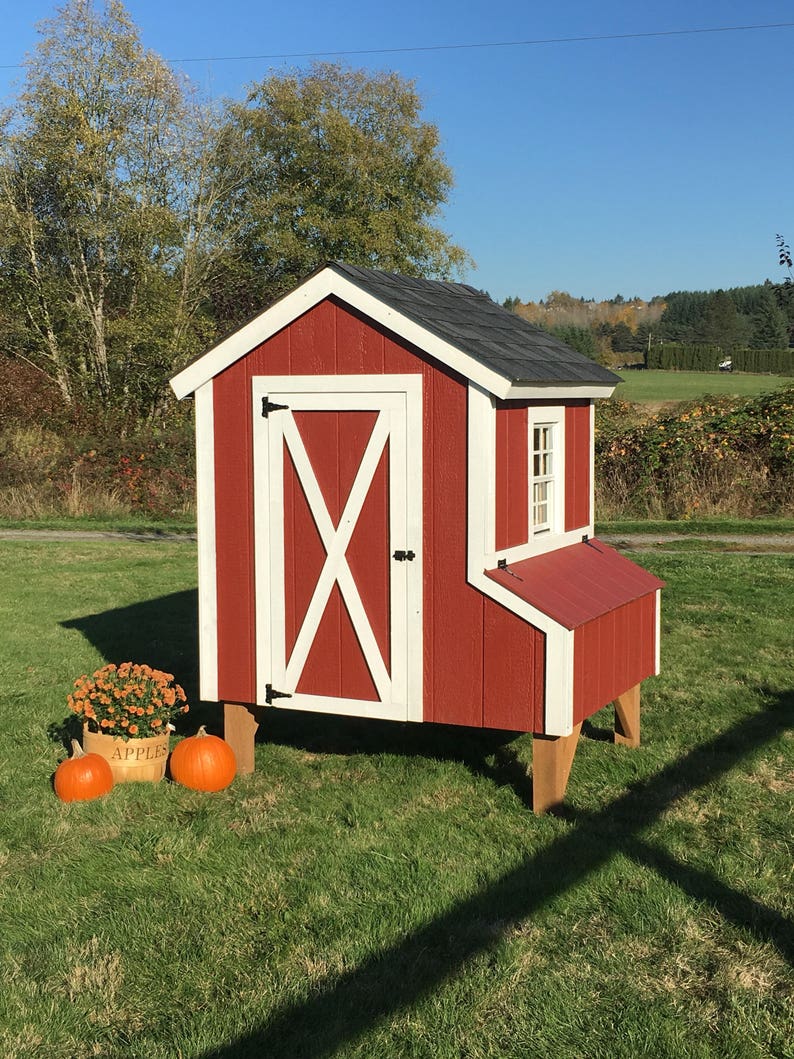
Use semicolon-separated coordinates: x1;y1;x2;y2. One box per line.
2;1;792;303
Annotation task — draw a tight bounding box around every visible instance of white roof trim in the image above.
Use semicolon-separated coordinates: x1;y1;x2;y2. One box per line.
170;267;512;401
504;382;616;400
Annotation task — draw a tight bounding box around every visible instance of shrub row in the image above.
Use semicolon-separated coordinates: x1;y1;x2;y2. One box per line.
2;358;793;523
0;416;196;520
595;386;794;519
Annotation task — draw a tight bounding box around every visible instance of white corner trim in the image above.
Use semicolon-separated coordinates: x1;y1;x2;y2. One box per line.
194;381;218;703
589;399;596;530
655;589;662;676
466;383;496;569
170;267;513;401
548;626;576;737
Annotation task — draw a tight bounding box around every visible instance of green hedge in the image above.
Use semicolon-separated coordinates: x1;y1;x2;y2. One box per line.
647;343;794;373
647;344;722;370
732;347;794;374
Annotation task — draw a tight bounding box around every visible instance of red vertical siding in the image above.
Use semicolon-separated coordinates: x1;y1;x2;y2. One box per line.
565;401;591;531
211;297;545;732
483;599;544;730
213;362;256;703
214;328;290;703
424;363;485;727
288;409;385;702
495;403;529;551
573;592;657;723
345;441;390;677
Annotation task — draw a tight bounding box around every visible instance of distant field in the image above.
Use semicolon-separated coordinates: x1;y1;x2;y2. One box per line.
613;370;791;403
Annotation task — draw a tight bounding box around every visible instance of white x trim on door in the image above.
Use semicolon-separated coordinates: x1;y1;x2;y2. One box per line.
252;375;423;723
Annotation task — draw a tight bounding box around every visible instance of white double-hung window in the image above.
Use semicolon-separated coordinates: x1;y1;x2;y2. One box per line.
531;422;555;534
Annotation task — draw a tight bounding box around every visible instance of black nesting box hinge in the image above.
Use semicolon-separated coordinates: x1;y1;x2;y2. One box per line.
262;398;289;418
265;684;292;704
497;557;523;581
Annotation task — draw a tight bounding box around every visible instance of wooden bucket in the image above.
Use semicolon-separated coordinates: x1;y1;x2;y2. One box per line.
83;726;170;783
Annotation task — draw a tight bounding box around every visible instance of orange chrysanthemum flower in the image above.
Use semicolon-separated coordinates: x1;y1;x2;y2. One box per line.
66;661;188;740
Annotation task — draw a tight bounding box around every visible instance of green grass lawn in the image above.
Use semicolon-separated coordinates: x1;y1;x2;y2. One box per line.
613;369;791;403
1;541;792;1058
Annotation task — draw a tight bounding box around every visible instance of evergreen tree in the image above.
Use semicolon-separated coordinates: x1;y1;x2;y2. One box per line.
549;325;598;361
611;321;634;353
751;286;789;348
695;290;746;349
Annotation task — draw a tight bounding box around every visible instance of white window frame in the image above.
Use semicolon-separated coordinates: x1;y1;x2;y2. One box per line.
467;387;592;570
529;414;562;540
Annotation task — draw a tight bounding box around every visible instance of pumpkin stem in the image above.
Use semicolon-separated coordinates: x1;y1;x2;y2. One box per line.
196;725;208;738
70;738;86;759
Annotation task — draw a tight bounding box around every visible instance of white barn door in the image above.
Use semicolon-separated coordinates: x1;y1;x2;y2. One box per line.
252;376;422;722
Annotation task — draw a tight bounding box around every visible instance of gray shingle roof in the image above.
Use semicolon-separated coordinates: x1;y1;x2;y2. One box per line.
330;262;620;387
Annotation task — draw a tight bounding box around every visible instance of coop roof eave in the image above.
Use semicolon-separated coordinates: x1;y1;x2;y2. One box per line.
170;262;620;401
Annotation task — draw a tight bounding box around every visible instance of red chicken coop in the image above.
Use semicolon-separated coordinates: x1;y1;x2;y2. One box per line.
170;263;663;811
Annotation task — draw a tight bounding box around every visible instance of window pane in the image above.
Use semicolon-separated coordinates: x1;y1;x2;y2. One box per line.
530;421;555;535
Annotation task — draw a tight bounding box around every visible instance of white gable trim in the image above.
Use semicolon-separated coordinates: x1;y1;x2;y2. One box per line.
171;267;511;401
170;266;618;402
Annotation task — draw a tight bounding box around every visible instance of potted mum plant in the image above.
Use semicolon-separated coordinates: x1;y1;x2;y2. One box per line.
68;663;189;783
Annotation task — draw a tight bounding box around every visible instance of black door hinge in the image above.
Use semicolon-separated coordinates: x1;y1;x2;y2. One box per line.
262;398;289;418
393;550;416;561
265;683;292;704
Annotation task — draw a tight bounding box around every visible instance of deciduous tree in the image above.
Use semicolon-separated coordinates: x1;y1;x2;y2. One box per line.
210;62;470;327
0;0;221;415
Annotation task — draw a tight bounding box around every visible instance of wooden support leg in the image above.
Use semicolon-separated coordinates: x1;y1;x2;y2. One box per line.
224;703;259;774
532;723;582;814
614;684;641;748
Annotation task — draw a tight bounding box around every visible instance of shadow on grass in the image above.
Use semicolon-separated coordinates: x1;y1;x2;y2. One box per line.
195;692;792;1059
55;589;216;744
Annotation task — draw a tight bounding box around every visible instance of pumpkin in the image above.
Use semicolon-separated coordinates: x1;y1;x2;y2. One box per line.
54;739;114;802
169;726;236;792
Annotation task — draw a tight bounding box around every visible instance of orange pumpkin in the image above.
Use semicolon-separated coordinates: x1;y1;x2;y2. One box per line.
169;726;236;792
54;739;114;802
